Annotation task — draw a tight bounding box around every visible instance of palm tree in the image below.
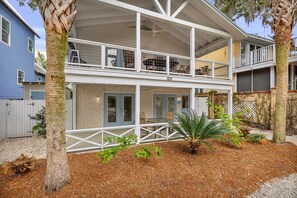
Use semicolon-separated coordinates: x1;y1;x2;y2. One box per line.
214;0;296;144
168;110;228;154
18;0;77;192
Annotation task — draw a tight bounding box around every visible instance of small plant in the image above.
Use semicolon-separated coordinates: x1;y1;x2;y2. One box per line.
29;107;46;138
96;134;137;163
209;103;246;149
248;133;267;144
3;154;37;175
168;110;228;155
134;145;163;160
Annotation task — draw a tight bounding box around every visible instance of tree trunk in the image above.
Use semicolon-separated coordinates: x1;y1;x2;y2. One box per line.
273;43;289;143
44;28;71;193
271;0;294;144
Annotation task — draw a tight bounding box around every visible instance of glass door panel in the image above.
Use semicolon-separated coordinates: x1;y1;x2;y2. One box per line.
123;96;132;122
105;93;135;127
154;94;176;119
155;96;164;118
107;96;117;123
181;95;190;112
167;97;175;113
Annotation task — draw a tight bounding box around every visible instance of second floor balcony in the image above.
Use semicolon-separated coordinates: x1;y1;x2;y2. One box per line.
66;38;231;81
234;38;297;69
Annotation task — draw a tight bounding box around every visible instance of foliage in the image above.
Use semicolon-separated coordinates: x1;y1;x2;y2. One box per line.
209;102;246;149
168;109;228;154
3;154;37;175
96;135;137;163
134;145;163;160
248;133;267;144
29;106;46;138
35;51;47;70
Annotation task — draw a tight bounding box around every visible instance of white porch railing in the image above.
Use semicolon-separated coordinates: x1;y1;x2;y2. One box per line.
195;59;230;79
65;122;183;152
139;122;182;143
66;38;231;80
235;44;274;68
66;125;135;152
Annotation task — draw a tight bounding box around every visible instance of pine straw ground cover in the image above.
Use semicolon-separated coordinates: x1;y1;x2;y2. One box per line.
0;140;297;198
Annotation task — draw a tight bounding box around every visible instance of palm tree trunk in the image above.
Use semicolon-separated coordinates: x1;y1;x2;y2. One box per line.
44;28;71;192
271;0;295;144
273;43;289;144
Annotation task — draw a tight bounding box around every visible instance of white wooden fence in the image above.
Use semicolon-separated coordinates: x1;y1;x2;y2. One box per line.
0;100;73;139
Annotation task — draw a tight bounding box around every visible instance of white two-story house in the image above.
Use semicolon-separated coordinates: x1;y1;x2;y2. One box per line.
65;0;247;152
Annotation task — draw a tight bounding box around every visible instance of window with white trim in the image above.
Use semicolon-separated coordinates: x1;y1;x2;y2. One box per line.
17;69;25;85
28;38;33;53
1;16;11;46
37;76;42;82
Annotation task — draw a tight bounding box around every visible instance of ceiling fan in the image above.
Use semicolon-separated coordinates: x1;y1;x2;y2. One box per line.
129;21;166;37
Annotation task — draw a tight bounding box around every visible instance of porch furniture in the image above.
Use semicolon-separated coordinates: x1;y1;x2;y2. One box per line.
68;42;87;64
177;65;190;74
165;112;174;121
195;66;210;75
143;57;179;72
147;118;168;123
140;112;146;124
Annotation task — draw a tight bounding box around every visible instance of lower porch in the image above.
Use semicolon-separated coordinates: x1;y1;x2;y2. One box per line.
66;83;233;152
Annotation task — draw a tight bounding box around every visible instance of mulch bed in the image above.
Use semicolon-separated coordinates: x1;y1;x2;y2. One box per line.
1;140;297;198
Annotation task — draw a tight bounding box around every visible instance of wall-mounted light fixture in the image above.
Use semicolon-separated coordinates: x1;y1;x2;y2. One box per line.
96;97;100;102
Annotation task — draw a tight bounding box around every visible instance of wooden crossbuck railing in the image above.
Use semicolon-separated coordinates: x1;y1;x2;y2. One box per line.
66;125;135;152
139;122;182;143
65;122;184;152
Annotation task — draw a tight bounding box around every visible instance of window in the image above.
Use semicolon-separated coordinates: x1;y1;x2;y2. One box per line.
37;76;42;82
28;38;33;53
17;70;25;85
1;16;11;46
30;91;45;100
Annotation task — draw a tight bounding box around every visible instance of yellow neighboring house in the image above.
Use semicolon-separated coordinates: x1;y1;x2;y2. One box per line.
198;34;297;92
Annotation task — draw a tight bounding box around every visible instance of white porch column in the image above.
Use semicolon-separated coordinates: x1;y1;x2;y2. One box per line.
190;87;195;110
290;64;294;90
190;27;195;77
136;12;141;72
270;66;275;89
101;45;106;69
135;84;140;143
228;37;233;80
227;89;233;116
72;83;77;129
234;73;237;92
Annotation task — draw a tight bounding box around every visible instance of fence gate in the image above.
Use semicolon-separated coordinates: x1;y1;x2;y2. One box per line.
195;97;208;116
0;100;73;139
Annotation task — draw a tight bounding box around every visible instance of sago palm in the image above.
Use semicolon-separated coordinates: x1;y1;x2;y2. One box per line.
214;0;297;144
168;110;228;154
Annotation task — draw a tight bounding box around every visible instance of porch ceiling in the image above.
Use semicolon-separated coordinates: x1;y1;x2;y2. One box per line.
74;0;246;56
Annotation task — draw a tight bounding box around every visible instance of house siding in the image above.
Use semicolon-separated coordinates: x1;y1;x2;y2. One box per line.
0;2;37;99
76;84;190;129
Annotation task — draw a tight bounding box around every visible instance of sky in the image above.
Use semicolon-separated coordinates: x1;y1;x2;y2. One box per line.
7;0;297;55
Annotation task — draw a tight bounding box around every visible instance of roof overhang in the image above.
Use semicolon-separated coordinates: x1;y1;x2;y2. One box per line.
34;63;46;75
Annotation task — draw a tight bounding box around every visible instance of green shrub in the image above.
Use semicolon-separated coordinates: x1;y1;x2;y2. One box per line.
209;103;246;149
29;107;46;138
248;133;266;144
96;134;137;163
134;145;163;160
168;110;228;154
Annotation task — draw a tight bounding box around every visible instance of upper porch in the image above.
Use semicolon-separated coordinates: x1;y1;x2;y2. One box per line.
65;0;246;84
233;38;297;73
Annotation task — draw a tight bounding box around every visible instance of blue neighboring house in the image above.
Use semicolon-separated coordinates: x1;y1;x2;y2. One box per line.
0;0;44;99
